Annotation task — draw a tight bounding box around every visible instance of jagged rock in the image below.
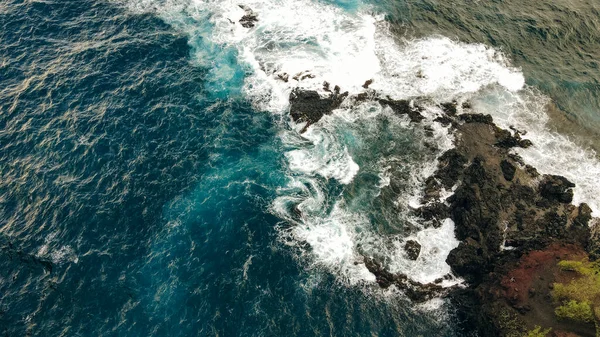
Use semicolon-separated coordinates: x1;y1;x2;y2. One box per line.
362;79;373;88
286;91;598;337
445;157;506;280
364;257;447;302
422;176;442;201
401;99;599;336
588;221;600;261
277;73;289;82
500;159;516;181
446;239;488;282
540;211;568;238
238;5;258;28
575;203;593;227
494;128;532;149
435;149;468;189
416;202;450;222
459;113;493;124
524;164;539;177
289;88;347;132
404;240;422;260
508;153;525;166
519;139;533;148
441;102;458;116
378;98;425;122
539;175;575;203
434;115;453;127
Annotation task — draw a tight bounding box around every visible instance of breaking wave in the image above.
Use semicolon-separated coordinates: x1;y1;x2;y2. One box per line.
124;0;600;292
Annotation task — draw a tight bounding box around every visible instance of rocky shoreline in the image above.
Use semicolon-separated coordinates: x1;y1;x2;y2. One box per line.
288;86;600;336
423;102;597;337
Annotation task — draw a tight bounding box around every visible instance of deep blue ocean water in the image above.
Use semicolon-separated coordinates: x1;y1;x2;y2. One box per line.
0;1;451;336
2;0;600;336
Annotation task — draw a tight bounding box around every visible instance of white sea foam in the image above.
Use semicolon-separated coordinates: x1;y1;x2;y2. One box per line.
37;232;79;264
125;0;600;293
291;203;376;285
470;87;600;214
389;219;460;285
285;124;359;185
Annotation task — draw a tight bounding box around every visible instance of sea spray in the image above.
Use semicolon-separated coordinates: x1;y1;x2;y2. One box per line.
125;0;600;292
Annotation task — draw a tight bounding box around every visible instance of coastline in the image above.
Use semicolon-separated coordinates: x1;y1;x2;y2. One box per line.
289;87;600;336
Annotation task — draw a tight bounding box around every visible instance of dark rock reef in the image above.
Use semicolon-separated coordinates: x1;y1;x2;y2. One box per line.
289;87;348;132
238;5;258;28
287;87;599;336
415;105;597;336
404;240;422;261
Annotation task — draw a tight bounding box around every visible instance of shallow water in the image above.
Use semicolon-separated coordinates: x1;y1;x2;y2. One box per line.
1;0;599;336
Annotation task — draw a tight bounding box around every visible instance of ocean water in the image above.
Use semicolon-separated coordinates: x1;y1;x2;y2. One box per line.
1;0;599;336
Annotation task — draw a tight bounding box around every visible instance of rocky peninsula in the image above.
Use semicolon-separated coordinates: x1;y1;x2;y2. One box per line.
288;84;600;337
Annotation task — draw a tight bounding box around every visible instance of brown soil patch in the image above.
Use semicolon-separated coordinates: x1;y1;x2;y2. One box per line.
497;243;595;336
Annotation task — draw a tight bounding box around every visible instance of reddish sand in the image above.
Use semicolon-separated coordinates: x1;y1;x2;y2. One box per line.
495;243;594;337
500;243;587;306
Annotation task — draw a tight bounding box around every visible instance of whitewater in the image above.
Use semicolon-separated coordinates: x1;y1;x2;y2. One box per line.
124;0;600;295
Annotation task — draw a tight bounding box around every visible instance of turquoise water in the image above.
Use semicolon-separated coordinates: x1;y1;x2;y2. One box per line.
1;0;599;336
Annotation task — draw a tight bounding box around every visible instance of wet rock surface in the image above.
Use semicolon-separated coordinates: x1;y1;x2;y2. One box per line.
377;98;425;123
289;88;348;132
288;88;425;133
413;107;597;336
500;159;516;181
364;257;448;302
539;175;576;204
287;88;600;335
238;5;258;28
404;240;422;260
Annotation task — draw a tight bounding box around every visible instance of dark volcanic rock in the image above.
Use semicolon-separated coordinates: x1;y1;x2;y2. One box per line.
441;102;458;116
539;175;575;203
434;115;453;127
494;128;533;149
446;239;487;282
445;157;504;281
404;240;422;260
364;257;447;302
575;203;593;227
458;113;493;124
277;73;289;82
289;88;347;132
239;5;258;28
405;101;599;336
378;98;425;122
448;289;499;337
434;149;468;189
416;202;450;223
500;159;516;181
